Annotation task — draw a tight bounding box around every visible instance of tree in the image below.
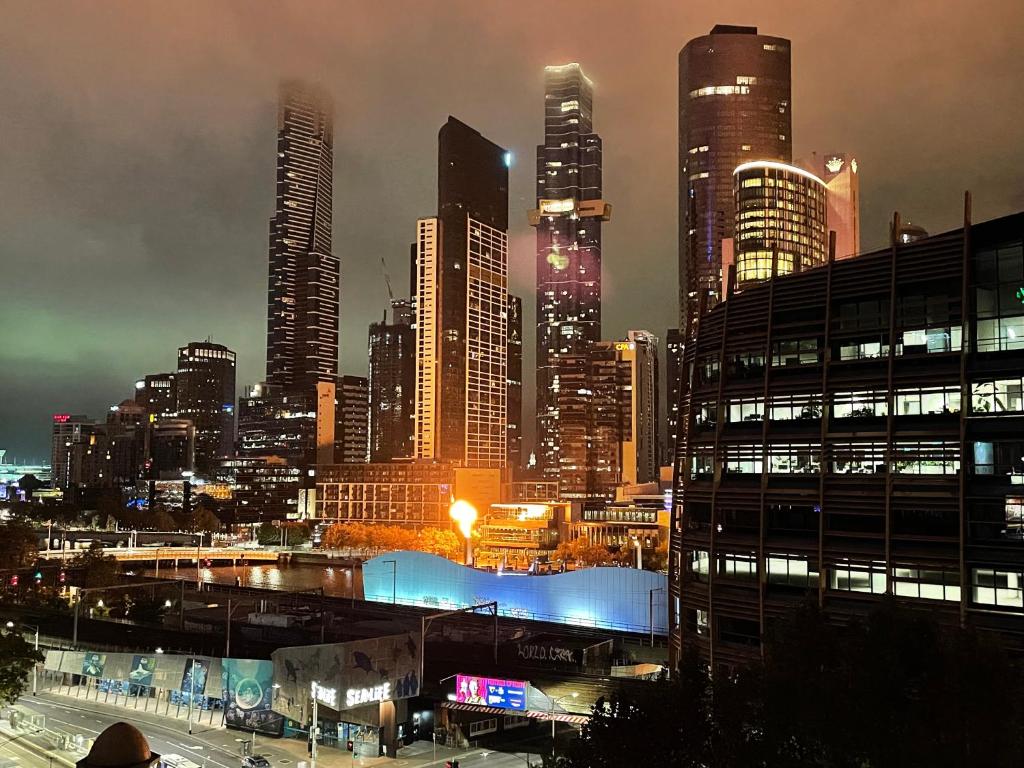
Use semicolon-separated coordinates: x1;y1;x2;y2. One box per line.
417;527;461;560
256;522;279;545
149;507;178;531
190;507;223;534
0;630;44;705
555;537;615;568
125;593;168;625
0;519;39;568
73;540;120;588
16;474;45;500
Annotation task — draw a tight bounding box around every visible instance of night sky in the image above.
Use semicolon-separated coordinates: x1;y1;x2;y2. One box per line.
3;1;1022;462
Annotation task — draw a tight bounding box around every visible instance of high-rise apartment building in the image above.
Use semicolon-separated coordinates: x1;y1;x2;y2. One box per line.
531;63;611;479
336;374;369;464
733;161;828;289
666;329;685;463
50;414;92;490
266;80;338;394
679;25;792;333
134;373;177;420
414;117;509;469
557;332;659;503
669;206;1024;668
175;341;236;472
507;294;524;474
368;300;415;462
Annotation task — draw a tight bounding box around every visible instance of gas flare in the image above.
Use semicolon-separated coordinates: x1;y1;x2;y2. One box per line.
449;500;478;539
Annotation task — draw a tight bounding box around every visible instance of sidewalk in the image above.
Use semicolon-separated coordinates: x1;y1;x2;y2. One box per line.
25;692;483;768
0;704;87;768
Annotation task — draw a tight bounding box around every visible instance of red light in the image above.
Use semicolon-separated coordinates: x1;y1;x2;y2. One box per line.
9;575;18;587
53;414;71;423
59;571;66;583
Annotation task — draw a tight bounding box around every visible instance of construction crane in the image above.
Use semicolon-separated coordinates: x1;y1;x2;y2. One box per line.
380;256;394;302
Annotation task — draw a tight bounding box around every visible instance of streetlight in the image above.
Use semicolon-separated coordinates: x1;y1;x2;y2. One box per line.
649;587;665;647
5;621;40;695
155;647;164;654
549;691;578;754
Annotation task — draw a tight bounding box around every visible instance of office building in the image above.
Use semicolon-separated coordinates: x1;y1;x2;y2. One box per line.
666;329;685;463
134;373;177;420
175;341;236;472
145;418;195;480
415;117;509;468
266;80;338;394
368;301;415;462
733;161;828;289
531;63;611;479
679;25;792;333
507;294;523;475
625;330;660;486
50;414;92;490
217;456;303;524
316;462;501;527
669;205;1024;669
336;375;369;464
816;152;861;260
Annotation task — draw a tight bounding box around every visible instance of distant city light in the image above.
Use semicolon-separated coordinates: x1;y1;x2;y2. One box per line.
503;151;513;168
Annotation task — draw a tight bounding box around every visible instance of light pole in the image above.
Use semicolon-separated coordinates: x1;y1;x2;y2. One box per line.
6;621;40;695
381;559;396;604
186;658;196;735
649;586;665;647
549;691;578;754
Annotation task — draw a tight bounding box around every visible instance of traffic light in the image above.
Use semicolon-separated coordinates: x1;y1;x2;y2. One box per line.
9;575;18;587
59;570;66;583
34;571;43;584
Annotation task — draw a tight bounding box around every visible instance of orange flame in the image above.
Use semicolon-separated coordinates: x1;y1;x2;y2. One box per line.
449;500;478;539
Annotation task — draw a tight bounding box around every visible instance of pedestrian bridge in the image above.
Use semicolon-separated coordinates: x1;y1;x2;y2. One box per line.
37;547;279;563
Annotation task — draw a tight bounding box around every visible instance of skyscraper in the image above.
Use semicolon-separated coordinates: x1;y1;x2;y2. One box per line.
414;117;509;468
134;373;177;420
175;341;236;472
665;328;684;463
336;374;369;464
816;152;860;260
531;63;610;479
266;80;338;394
368;300;415;462
507;294;523;474
679;25;792;333
733;161;828;288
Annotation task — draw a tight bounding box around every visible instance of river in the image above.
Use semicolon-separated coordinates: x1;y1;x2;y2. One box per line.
138;560;365;599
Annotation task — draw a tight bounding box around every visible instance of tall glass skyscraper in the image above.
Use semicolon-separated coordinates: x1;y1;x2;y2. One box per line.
266;80;338;393
531;63;611;480
678;25;791;334
415;117;509;468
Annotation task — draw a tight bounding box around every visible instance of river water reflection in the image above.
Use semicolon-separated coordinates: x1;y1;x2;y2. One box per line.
140;561;365;599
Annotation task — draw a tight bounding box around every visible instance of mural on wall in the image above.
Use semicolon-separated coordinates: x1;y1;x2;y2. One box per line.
272;633;421;722
223;659;283;736
128;656;156;687
362;551;669;634
181;658;208;695
81;652;106;677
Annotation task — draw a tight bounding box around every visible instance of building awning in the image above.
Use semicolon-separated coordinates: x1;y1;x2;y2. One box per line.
442;702;588;725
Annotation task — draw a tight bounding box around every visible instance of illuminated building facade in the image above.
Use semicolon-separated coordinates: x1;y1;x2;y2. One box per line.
217;455;303;523
475;502;571;570
315;462;501;527
733;161;828;288
816;152;861;260
679;25;791;333
50;414;92;489
666;328;685;463
175;341;236;472
507;294;523;474
415;117;509;468
532;63;610;479
236;382;316;463
368;301;415;462
266;80;338;394
134;373;177;420
336;374;369;464
669;207;1024;669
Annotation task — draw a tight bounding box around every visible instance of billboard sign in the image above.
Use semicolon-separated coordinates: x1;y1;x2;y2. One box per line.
455;675;527;711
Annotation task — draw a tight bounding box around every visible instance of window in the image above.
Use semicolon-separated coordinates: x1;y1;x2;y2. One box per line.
971;378;1024;414
767;554;819;588
717;553;757;581
469;719;498;736
893;441;960;475
695;403;717;428
831;442;886;474
723;444;763;474
836;299;887;331
830;559;887;594
727;398;764;423
833;390;888;418
971;440;1024;477
972;568;1023;608
974;243;1024;352
689;85;750;98
896;294;962;354
690;449;715;478
728;352;765;379
772;338;819;366
697;355;720;385
892;567;960;601
503;715;529;730
767;443;821;474
897;386;961;415
689;550;710;582
770;394;822;421
838;337;889;360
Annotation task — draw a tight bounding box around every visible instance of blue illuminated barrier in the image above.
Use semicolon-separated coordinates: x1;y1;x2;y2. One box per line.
363;551;668;635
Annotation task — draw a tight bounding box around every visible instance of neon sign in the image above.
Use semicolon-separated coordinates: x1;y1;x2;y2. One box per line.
53;414;71;423
311;681;337;708
455;675;527;711
345;682;390;708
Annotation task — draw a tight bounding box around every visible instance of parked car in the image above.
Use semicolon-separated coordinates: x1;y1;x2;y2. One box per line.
241;756;272;768
162;754;202;768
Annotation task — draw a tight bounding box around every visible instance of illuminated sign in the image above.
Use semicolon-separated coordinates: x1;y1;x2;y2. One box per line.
345;682;390;708
539;198;575;215
311;681;338;707
614;342;636;352
455;675;527;711
52;414;71;423
825;156;844;173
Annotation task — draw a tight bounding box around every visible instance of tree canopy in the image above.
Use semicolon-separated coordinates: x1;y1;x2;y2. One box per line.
0;630;44;705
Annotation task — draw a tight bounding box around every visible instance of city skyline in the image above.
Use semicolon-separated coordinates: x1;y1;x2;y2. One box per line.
3;2;1023;461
